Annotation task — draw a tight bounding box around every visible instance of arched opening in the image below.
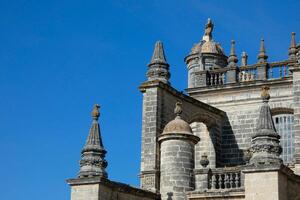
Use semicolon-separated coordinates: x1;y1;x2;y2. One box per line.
190;122;216;169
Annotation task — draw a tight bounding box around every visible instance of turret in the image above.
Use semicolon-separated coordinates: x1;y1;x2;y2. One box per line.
185;18;228;88
158;102;200;200
289;32;297;60
147;41;170;84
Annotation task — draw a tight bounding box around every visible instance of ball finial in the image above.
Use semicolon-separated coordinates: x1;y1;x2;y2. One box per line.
261;86;270;102
91;104;100;120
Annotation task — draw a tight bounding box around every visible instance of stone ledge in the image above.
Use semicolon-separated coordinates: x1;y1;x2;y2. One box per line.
186;188;245;199
66;177;160;199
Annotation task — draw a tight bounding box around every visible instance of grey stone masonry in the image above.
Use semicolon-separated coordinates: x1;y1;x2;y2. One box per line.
292;65;300;169
188;80;294;166
139;80;225;192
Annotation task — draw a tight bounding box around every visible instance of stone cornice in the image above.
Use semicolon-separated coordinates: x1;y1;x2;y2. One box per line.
139;80;226;117
157;132;200;144
186;78;293;95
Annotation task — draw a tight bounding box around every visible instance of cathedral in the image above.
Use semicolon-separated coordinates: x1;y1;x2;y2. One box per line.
67;19;300;200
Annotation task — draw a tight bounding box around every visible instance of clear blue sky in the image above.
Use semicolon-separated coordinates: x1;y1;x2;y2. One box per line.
0;0;299;199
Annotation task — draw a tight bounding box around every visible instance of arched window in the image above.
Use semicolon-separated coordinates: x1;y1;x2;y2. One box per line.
272;112;294;164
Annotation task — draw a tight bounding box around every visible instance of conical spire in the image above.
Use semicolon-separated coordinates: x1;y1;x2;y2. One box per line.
289;32;297;60
241;51;248;66
250;86;282;165
150;41;168;65
257;39;268;63
227;40;238;67
79;104;108;178
147;41;170;84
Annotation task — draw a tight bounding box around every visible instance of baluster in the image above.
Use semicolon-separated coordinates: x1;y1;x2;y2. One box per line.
243;72;247;81
220;174;226;189
212;174;217;189
279;66;283;78
235;172;240;188
216;73;219;85
239;72;243;82
218;73;222;85
283;65;287;77
213;74;216;85
286;65;289;77
226;173;231;189
230;173;234;188
247;73;251;81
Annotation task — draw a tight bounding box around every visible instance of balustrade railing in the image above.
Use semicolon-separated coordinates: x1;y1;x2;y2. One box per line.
267;62;290;79
206;71;227;86
208;168;243;190
239;66;257;82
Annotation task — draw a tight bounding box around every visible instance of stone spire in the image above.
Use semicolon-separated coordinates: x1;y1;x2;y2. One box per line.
289;32;297;60
241;51;248;66
227;40;238;67
79;104;108;178
257;39;268;63
147;41;170;84
250;86;282;165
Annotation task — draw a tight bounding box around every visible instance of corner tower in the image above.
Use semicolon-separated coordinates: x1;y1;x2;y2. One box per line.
185;19;228;88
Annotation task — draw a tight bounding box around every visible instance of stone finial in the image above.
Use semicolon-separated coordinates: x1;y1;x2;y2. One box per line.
257;39;268;63
241;51;248;66
289;32;297;60
79;104;108;178
261;85;270;102
203;18;214;41
250;86;282;165
227;40;238;67
147;41;170;84
91;104;100;120
174;101;183;117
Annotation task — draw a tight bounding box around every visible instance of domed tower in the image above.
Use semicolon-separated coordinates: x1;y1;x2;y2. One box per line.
158;102;200;200
185;19;228;88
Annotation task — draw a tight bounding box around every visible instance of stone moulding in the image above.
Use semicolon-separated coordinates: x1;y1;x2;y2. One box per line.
139;80;226;118
157;132;200;145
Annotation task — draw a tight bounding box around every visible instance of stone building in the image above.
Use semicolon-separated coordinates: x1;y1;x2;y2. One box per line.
67;19;300;199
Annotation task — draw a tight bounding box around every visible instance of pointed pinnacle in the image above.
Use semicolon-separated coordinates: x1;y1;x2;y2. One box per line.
230;40;236;56
258;38;268;62
149;41;168;66
291;32;296;48
228;40;238;65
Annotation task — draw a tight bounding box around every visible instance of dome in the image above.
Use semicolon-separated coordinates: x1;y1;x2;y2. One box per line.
163;116;192;134
191;40;225;55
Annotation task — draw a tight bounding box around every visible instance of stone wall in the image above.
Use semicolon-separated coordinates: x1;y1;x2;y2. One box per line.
139;80;225;192
67;178;160;200
188;80;293;166
243;165;300;200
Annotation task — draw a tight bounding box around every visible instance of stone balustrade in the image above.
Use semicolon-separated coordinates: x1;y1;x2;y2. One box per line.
194;167;244;191
206;71;226;86
208;168;243;190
